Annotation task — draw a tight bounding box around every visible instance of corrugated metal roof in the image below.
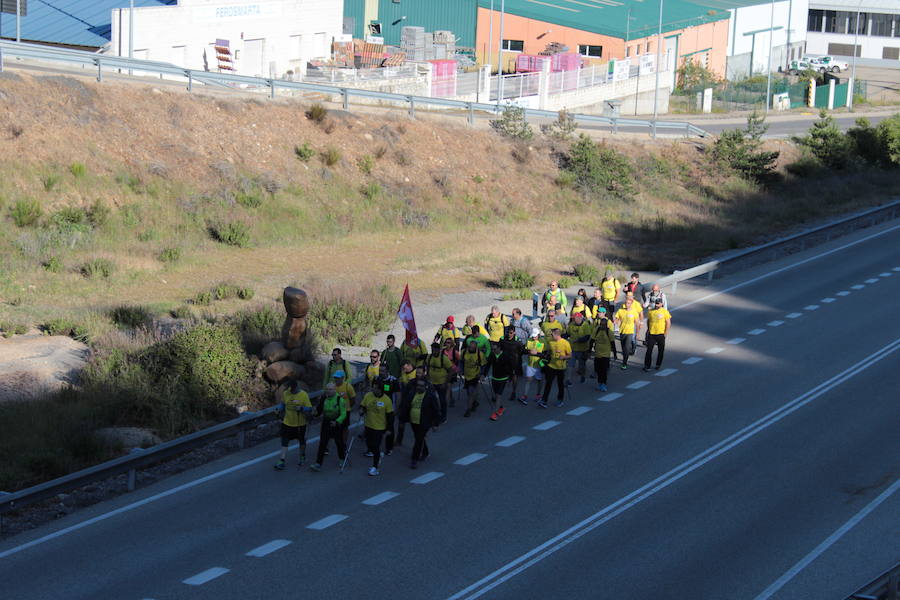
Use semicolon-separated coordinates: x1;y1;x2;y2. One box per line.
476;0;747;40
0;0;175;48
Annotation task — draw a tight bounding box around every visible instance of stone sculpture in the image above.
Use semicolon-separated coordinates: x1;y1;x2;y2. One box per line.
259;286;323;390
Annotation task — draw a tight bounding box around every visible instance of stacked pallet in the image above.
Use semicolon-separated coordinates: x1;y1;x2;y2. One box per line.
515;53;579;72
354;39;386;68
401;26;430;62
214;38;235;72
430;59;456;97
433;30;456;60
332;39;354;67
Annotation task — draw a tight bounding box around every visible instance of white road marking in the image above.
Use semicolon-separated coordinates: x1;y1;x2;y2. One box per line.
768;320;785;327
803;305;819;311
626;380;651;390
682;357;703;365
865;278;879;284
786;313;803;319
880;272;892;277
706;347;724;354
183;567;229;586
362;492;400;506
496;436;526;447
894;267;900;271
821;298;835;303
455;453;488;465
836;291;850;296
306;514;348;530
446;337;900;600
851;284;865;290
726;338;746;345
411;472;445;485
597;392;623;402
245;539;292;558
566;406;593;416
655;368;678;377
747;329;766;335
753;478;900;600
533;420;561;431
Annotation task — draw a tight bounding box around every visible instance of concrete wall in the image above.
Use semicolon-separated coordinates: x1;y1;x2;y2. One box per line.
726;41;806;80
807;31;900;62
542;72;670;114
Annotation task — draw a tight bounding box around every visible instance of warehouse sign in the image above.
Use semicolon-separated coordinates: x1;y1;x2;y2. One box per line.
193;2;281;22
0;0;27;16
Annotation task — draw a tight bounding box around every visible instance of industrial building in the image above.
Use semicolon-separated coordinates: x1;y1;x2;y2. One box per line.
724;0;809;80
806;0;900;61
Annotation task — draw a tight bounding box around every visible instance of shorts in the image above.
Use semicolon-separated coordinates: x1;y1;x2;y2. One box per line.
524;365;543;379
464;377;480;389
573;350;588;363
491;378;508;396
280;423;307;446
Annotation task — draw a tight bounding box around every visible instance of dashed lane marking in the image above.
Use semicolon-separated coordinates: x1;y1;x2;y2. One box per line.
533;420;561;431
726;338;746;345
626;380;651;390
821;298;836;303
245;539;292;558
880;272;892;277
836;291;850;296
496;436;526;447
865;278;879;284
682;357;703;365
598;393;623;402
786;313;803;319
655;368;678;377
804;305;820;311
362;492;400;506
410;472;445;485
183;568;230;586
566;406;593;416
706;347;725;354
894;267;900;271
767;320;784;327
748;329;766;335
306;514;348;530
851;284;865;290
454;453;488;465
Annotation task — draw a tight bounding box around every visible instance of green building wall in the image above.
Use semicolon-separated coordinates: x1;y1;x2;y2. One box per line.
344;0;478;48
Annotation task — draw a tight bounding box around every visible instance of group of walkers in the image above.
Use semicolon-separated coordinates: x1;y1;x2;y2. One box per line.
274;273;672;477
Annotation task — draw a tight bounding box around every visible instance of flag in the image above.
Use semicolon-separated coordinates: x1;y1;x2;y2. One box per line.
397;284;419;346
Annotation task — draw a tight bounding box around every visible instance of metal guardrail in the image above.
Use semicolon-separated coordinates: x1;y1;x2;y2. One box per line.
0;40;707;138
848;563;899;600
654;199;900;294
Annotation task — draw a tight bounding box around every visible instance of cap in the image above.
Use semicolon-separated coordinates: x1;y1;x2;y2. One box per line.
333;370;345;379
597;307;607;314
531;329;541;338
446;315;455;323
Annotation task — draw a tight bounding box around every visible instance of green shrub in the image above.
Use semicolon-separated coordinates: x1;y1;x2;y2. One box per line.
42;173;61;192
43;256;63;273
496;258;537;289
555;171;577;188
322;147;341;167
557;275;576;289
0;321;28;337
171;305;195;319
308;283;394;347
489;106;534;141
234;304;282;354
116;172;144;194
69;162;87;178
193;291;212;306
374;146;387;160
573;263;600;284
237;287;255;300
501;289;532;301
209;220;251;247
357;154;375;175
137;228;159;242
876;113;900;166
294;142;316;162
80;258;114;279
472;174;485;183
562;134;634;200
214;283;240;300
51;206;90;234
792;110;856;171
109;305;153;329
158;247;181;263
305;103;328;123
87;200;110;228
41;318;90;342
236;188;263;209
11;198;42;227
711;111;780;182
540;109;577;140
361;182;381;201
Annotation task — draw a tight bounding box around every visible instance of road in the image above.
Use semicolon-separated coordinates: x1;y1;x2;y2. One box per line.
1;221;898;600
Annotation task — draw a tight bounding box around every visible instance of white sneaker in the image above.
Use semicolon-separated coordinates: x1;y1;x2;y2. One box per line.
368;467;379;476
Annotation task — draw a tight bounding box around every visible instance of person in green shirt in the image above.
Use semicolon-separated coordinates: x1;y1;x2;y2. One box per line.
274;378;313;470
381;334;403;379
461;339;486;418
590;308;615;392
566;311;593;384
359;383;394;476
322;348;353;390
309;382;348;472
401;336;429;367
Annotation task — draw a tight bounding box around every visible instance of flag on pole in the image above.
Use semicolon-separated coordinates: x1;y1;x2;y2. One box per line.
397;284;419;346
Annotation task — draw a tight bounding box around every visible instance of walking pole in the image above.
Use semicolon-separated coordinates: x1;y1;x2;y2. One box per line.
340;413;359;474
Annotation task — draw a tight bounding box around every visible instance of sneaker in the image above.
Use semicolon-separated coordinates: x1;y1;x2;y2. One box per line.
599;384;608;392
497;406;505;416
464;409;472;417
555;399;565;407
565;380;572;387
535;394;543;404
364;451;375;457
537;400;548;409
368;467;379;476
489;411;498;421
620;364;628;370
518;395;528;406
274;459;286;471
297;454;306;467
324;449;330;456
643;367;651;372
309;463;322;472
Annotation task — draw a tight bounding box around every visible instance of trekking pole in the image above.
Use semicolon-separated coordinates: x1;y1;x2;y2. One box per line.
340;413;359;474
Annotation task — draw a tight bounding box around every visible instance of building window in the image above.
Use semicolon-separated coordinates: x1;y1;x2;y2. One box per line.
807;9;825;33
883;47;899;59
847;12;867;36
823;10;845;34
625;46;631;57
578;44;602;57
869;13;894;37
501;39;524;52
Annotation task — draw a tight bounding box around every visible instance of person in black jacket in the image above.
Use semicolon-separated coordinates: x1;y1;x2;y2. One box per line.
486;340;515;421
499;326;524;404
398;372;441;469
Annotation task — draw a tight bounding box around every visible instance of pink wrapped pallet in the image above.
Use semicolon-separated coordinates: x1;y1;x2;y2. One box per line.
551;53;581;72
516;54;534;72
429;59;456;80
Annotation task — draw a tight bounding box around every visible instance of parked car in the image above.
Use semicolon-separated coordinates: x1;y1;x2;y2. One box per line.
802;55;850;73
788;59;813;75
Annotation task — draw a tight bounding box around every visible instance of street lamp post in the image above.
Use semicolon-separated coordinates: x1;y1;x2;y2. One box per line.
848;0;863;111
651;0;663;138
764;0;775;113
497;0;506;105
129;0;134;59
16;0;21;43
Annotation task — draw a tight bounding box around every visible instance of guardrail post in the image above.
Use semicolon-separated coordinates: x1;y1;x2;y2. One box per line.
237;428;246;449
707;270;715;282
268;79;276;99
0;47;4;73
186;70;192;92
408;96;415;118
613;117;618;135
342;88;349;110
96;59;103;82
467;102;474;126
127;468;136;491
671;270;680;294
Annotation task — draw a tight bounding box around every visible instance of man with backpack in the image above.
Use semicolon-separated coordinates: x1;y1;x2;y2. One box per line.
309;382;348;472
426;342;454;423
591;308;615;392
566;310;593;384
519;329;545;405
461;338;487;417
622;272;648;307
484;305;511;343
542;280;569;316
322;348;353;389
273;378;314;470
398;373;441;469
541;328;572;408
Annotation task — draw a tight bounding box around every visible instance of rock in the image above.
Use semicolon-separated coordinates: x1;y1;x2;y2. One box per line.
289;343;314;364
94;427;162;451
260;341;289;363
265;361;306;383
319;168;333;180
282;287;310;349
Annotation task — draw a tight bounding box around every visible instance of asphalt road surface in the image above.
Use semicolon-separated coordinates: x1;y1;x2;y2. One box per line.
1;221;898;600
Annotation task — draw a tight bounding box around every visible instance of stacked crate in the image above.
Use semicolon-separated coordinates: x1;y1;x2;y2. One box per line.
429;59;457;97
401;26;429;62
433;30;456;60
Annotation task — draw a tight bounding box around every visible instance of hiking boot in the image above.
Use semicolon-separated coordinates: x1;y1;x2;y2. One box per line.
497;406;505;416
309;463;322;472
274;459;286;471
643;367;651;372
518;395;528;406
368;467;379;476
489;411;498;421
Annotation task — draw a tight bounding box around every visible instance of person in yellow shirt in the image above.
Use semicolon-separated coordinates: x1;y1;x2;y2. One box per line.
570;296;590;320
540;328;571;408
461;339;486;417
359;384;394;476
332;370;357;446
395;360;416;447
520;329;545;405
614;297;643;370
274;379;314;470
401;336;429;367
540;310;564;338
566;311;593;384
542;280;568;315
365;349;381;391
484;305;511;343
643;297;672;372
437;316;462;349
590;308;615;392
426;342;454;423
461;314;477;337
599;273;621;318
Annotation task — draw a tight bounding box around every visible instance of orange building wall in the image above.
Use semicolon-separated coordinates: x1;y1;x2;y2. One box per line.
475;7;730;78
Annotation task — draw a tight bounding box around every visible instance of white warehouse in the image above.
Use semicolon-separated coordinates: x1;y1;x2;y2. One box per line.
725;0;810;80
806;0;900;61
109;0;343;78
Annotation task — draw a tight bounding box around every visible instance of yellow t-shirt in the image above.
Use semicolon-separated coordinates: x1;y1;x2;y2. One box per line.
570;304;589;319
399;369;415;386
361;392;393;430
566;319;593;352
439;325;461;343
524;339;545;368
591;319;615;358
546;338;572;370
484;314;510;342
401;340;428;365
615;306;641;335
335;381;357;409
462;324;474;337
410;392;425;425
540;319;564;337
365;364;380;384
427;354;454;385
600;278;620;301
461;350;486;380
282;389;312;427
647;308;672;335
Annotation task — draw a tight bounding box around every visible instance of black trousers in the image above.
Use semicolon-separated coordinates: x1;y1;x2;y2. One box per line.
645;333;666;368
620;334;635;365
542;368;566;401
411;423;430;462
434;383;448;423
594;357;610;384
365;427;385;468
316;421;346;465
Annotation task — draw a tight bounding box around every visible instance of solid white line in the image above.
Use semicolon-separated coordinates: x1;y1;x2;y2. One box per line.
566;406;593;416
748;329;766;336
533;420;560;431
753;478;900;600
306;514;348;530
626;380;651;390
362;491;400;506
410;472;444;485
446;338;900;600
454;453;488;465
245;539;292;558
727;337;746;345
706;347;724;354
836;291;850;296
803;305;820;311
670;224;900;312
496;436;526;447
821;298;835;303
682;357;703;365
183;567;229;586
597;392;623;402
851;284;865;290
865;278;879;284
767;320;784;327
786;313;803;319
655;368;678;377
